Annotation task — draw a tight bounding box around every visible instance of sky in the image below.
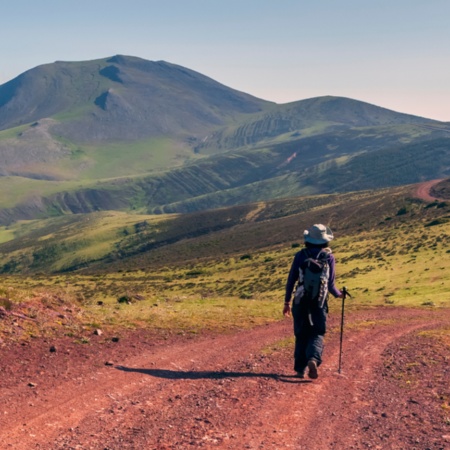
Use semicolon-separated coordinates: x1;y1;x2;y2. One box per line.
1;0;449;121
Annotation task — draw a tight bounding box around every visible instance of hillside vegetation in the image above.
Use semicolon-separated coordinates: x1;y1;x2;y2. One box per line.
1;181;450;346
0;181;448;277
0;56;450;222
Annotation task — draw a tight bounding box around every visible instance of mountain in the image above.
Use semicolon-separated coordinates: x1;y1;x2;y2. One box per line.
0;55;271;181
0;55;450;222
196;95;440;152
0;55;269;138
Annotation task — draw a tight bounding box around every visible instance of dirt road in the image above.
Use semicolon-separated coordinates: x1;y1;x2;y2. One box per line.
414;179;444;202
0;307;449;449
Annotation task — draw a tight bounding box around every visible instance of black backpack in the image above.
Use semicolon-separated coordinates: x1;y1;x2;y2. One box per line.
294;248;331;308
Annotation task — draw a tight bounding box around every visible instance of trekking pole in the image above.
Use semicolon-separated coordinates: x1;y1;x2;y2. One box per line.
338;286;351;374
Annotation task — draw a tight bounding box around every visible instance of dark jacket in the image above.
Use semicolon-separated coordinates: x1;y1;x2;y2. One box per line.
285;246;342;303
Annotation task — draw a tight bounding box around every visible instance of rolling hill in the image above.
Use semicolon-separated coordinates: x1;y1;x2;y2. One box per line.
0;55;449;222
0;179;447;274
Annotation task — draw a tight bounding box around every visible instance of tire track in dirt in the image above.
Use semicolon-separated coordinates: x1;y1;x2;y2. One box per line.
286;321;437;449
226;309;447;450
0;322;290;449
0;308;447;449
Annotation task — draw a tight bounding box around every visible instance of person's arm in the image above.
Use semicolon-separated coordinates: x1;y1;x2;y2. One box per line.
283;252;302;316
285;253;301;303
328;254;343;298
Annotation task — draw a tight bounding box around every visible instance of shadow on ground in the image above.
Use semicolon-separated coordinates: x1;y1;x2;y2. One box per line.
115;366;312;383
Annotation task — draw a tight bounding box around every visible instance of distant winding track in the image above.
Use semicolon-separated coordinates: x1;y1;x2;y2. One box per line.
414;178;444;202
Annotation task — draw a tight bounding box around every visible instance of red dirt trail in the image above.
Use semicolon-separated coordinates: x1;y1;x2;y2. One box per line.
414;179;444;202
0;307;449;449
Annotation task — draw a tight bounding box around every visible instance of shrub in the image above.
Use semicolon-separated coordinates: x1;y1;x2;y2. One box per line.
0;298;13;310
185;270;204;277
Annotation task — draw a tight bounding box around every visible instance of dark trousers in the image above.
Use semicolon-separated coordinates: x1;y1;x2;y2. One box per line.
292;300;328;373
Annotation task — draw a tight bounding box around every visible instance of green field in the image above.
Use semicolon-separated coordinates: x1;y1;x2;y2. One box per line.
1;185;449;342
77;138;202;180
0;177;90;209
1;219;449;340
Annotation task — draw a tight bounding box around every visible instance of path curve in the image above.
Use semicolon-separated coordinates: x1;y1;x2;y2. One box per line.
0;307;448;449
414;179;445;202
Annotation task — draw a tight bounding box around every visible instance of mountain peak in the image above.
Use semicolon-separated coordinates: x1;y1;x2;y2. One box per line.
0;55;270;137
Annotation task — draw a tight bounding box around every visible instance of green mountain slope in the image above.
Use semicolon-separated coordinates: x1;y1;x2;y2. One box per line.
0;55;449;222
0;55;270;180
0;181;446;274
0;127;449;223
197;96;440;152
0;55;268;136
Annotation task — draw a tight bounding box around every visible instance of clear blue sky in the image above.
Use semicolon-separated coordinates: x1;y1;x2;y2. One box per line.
1;0;449;121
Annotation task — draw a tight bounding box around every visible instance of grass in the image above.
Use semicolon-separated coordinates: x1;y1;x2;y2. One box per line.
0;114;446;219
0;137;203;210
0;227;15;244
334;223;450;308
2;214;450;341
0;124;29;139
0;177;92;209
0;272;281;338
1;183;450;341
0;211;171;272
79;137;202;180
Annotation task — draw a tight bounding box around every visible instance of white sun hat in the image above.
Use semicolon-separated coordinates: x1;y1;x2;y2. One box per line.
303;224;334;244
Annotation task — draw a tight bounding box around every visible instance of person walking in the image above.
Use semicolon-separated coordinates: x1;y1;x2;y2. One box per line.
283;224;343;379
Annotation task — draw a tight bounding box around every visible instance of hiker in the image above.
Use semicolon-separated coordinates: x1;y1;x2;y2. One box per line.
283;224;343;379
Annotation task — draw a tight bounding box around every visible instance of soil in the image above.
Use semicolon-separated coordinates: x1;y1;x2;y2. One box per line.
0;307;449;449
414;179;445;202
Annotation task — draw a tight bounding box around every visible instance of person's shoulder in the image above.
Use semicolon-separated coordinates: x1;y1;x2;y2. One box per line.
319;247;335;261
293;248;308;260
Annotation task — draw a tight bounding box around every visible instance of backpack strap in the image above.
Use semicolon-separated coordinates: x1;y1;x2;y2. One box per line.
317;247;332;260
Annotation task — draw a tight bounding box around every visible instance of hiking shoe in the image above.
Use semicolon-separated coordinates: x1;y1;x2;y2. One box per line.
295;370;305;378
307;359;318;379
